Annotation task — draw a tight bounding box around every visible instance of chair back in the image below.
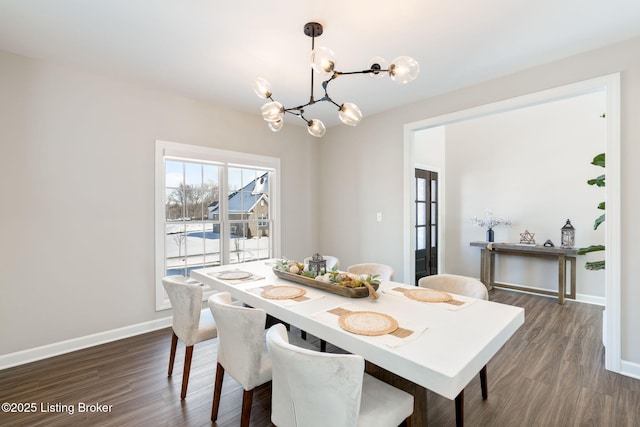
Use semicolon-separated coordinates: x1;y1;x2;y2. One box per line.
208;292;270;390
347;263;394;281
303;255;340;270
266;324;364;427
418;274;488;300
162;275;204;346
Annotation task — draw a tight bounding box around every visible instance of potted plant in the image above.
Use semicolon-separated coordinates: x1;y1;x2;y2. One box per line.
577;152;605;270
471;209;512;242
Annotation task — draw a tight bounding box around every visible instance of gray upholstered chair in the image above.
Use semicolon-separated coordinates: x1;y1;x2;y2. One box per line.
266;323;414;427
162;275;217;399
418;274;489;427
347;263;395;281
208;292;316;427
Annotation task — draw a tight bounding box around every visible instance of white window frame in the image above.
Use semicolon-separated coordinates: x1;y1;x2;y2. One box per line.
155;140;281;310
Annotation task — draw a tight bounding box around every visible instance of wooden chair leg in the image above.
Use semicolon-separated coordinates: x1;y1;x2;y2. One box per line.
180;345;194;399
480;365;488;400
211;363;225;421
168;332;178;376
240;389;254;427
301;330;307;340
320;340;327;352
455;389;464;427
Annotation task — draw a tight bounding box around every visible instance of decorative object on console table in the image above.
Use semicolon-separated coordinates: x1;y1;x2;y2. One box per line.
519;230;536;245
561;219;575;248
471;209;512;242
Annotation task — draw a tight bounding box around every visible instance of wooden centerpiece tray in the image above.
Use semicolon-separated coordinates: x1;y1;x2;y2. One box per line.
272;268;378;298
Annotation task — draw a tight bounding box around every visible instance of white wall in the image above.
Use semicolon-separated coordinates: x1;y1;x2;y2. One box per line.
417;92;606;299
414;126;445;171
320;36;640;365
0;50;318;355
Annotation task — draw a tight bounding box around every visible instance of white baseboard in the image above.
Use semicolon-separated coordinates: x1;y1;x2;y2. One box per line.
575;293;606;306
620;360;640;380
493;284;605;306
0;316;173;371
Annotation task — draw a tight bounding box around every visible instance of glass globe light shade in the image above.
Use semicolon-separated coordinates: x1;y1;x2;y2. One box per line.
268;119;283;132
307;119;326;137
254;77;272;98
311;47;336;78
367;56;388;79
389;56;420;84
338;103;362;126
261;101;284;122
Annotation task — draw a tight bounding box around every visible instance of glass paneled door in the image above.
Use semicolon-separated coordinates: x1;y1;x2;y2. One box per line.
415;168;438;284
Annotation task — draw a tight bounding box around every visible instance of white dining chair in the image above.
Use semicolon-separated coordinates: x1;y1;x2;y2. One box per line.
418;274;489;427
208;292;317;427
266;323;414;427
162;275;218;399
347;263;394;281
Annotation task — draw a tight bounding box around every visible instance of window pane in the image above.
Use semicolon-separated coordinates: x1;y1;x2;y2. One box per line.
431;225;437;248
165;160;183;188
166;188;184;220
430;179;437;202
417;202;426;226
203;222;221;268
184;162;202;186
417;227;426;250
165;223;186;276
431;203;437;225
228;167;242;193
416;178;426;201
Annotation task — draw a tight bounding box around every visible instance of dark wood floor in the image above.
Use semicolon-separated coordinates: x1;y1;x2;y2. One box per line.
1;289;639;426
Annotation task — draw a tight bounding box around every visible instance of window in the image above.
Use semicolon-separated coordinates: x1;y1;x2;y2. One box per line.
156;141;280;309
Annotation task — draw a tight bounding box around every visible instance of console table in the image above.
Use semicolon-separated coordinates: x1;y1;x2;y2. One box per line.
470;241;577;304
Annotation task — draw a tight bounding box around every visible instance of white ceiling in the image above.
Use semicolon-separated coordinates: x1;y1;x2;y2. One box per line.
1;0;640;128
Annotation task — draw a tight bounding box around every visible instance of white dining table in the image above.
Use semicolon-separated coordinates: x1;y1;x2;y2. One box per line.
191;260;524;426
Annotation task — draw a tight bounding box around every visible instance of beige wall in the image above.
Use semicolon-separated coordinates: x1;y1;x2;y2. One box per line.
321;36;640;364
2;34;639;367
435;92;606;299
0;50;319;354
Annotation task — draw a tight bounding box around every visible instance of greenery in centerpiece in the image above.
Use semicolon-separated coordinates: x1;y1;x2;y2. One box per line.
274;258;380;288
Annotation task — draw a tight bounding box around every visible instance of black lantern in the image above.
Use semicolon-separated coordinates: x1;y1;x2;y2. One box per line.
308;253;327;276
561;219;575;248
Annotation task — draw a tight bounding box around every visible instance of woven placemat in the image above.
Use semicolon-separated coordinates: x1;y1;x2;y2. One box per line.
404;288;453;303
260;285;307;300
337;311;399;336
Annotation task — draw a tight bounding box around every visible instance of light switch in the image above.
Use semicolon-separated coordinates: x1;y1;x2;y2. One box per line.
376;212;383;222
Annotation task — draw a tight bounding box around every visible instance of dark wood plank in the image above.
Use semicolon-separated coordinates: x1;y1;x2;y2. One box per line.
1;289;639;426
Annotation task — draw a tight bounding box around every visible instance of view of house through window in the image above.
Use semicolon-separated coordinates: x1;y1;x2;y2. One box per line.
163;159;273;277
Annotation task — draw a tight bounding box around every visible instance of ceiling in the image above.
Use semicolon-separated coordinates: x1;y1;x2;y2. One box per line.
1;0;640;128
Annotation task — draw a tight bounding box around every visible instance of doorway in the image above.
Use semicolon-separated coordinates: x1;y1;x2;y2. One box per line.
415;168;438;284
402;73;621;373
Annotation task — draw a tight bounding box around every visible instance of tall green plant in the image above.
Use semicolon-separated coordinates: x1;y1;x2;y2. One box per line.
577;153;605;270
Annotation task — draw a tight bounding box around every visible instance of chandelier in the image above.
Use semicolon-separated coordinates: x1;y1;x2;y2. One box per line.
254;22;420;137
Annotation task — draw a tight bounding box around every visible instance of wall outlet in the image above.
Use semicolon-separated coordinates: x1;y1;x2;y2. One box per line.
376;212;383;222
